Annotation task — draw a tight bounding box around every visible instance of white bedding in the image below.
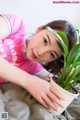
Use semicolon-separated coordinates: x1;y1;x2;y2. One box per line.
0;83;80;120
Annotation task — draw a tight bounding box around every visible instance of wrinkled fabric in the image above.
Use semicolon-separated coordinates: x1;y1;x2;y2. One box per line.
0;83;80;120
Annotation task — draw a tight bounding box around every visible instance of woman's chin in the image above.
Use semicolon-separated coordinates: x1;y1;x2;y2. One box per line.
27;56;36;61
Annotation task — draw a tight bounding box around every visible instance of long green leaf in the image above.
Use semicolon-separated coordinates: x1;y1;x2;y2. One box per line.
57;41;68;57
67;44;80;65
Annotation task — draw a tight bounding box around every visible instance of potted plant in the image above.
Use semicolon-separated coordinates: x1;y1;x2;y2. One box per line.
48;27;80;115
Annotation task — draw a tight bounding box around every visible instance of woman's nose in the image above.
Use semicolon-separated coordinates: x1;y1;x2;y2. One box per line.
37;47;47;56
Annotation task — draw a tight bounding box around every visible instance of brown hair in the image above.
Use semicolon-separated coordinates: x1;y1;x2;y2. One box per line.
42;20;77;74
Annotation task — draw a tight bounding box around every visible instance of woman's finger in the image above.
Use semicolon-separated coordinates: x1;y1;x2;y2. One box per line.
50;84;64;100
42;94;58;111
47;91;64;108
39;96;50;109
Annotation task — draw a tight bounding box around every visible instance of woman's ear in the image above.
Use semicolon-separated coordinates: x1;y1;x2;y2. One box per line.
35;26;44;33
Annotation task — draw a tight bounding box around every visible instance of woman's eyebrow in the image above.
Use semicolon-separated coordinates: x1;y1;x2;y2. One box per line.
46;34;51;45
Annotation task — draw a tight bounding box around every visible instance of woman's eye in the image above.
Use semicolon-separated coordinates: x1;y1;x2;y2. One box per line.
50;53;55;58
43;38;48;45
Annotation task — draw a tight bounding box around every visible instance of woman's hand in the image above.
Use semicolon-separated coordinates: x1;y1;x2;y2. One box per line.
23;76;64;111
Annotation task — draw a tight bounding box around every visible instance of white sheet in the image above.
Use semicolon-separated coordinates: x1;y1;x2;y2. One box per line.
0;83;80;120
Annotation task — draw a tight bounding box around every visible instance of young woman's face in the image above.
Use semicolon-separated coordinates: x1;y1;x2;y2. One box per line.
26;29;62;62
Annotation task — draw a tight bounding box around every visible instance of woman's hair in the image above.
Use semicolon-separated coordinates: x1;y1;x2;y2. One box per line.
42;20;77;75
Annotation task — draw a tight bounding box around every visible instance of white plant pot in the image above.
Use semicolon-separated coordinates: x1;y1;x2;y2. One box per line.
50;78;79;115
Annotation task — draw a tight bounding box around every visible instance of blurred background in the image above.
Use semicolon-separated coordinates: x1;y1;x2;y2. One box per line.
0;0;80;32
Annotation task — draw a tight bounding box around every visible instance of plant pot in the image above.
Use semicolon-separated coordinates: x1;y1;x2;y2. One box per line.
49;77;79;115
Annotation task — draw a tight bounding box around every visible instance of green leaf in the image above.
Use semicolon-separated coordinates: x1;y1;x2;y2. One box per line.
57;40;68;58
56;31;69;48
59;43;80;90
56;31;69;57
67;44;80;65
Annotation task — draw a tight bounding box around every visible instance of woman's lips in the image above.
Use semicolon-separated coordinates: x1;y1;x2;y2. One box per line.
32;50;37;59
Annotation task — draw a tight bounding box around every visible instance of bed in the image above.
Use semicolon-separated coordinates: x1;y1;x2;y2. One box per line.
0;82;80;120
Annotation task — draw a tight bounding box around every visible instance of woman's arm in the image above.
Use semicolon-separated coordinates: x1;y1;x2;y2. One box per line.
0;57;64;111
0;56;32;86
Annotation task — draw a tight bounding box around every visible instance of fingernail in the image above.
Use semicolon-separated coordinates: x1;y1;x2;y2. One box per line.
54;107;58;111
60;97;65;100
60;104;64;108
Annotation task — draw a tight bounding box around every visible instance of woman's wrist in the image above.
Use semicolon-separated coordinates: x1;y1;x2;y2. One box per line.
19;73;35;90
21;74;43;92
